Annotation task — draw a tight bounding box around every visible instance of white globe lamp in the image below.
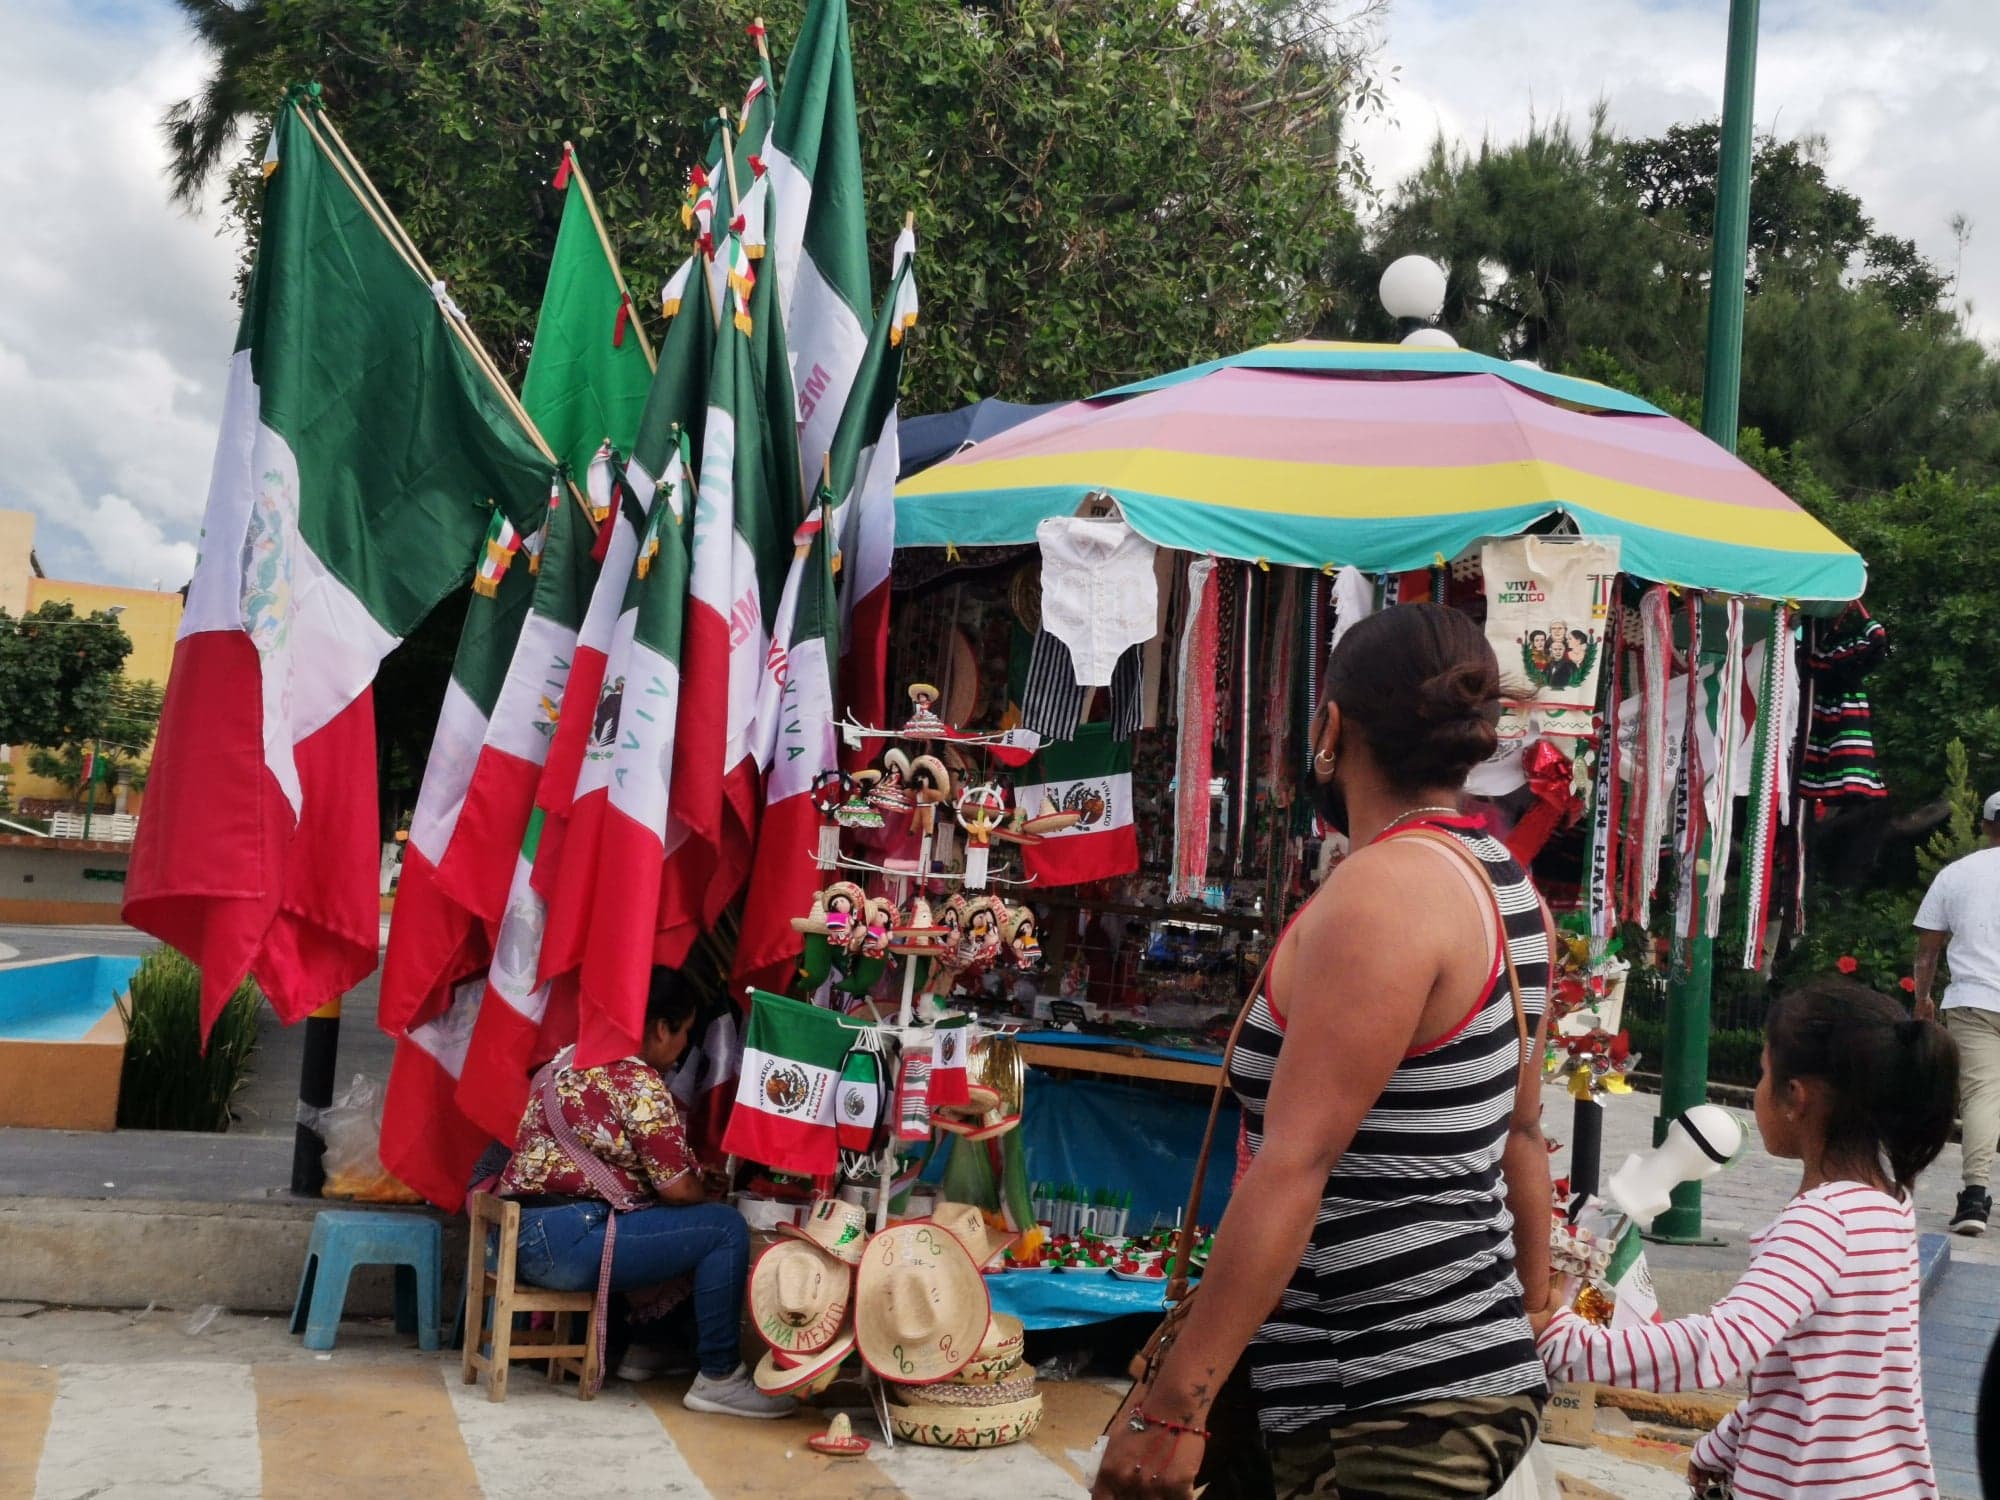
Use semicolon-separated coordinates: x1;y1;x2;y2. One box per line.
1378;255;1448;322
1401;326;1458;350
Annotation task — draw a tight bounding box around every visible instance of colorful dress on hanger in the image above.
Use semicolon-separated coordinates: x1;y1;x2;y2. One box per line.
1799;606;1889;803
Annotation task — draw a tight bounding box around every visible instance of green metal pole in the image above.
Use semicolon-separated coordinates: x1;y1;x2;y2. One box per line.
1654;0;1760;1244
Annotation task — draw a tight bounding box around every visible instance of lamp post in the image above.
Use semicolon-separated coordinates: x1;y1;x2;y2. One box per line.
1378;255;1457;348
1654;0;1761;1245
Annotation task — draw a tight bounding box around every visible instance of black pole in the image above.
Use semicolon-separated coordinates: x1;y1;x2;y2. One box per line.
1569;1095;1604;1218
290;998;342;1196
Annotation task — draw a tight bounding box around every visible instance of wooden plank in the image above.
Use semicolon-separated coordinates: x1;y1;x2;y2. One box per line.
1017;1043;1221;1087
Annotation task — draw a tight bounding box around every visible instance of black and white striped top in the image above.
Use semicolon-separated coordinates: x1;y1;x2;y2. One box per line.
1227;815;1549;1434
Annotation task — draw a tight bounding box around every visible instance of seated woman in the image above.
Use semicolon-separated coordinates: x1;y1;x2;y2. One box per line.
499;970;790;1419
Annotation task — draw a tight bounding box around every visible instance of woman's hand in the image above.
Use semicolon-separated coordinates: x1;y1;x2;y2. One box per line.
1092;1414;1204;1500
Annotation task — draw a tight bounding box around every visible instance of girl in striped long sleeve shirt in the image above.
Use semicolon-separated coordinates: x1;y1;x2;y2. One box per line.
1535;977;1960;1499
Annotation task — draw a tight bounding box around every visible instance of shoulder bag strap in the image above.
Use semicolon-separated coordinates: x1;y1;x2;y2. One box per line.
1165;944;1275;1307
535;1056;649;1214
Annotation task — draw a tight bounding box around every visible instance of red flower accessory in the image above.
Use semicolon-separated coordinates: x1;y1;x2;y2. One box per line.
1900;976;1917;994
1836;955;1860;975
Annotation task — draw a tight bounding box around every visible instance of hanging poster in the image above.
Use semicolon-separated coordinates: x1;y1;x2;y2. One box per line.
1481;537;1622;739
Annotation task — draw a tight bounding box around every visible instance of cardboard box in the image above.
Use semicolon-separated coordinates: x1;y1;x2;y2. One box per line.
1541;1381;1598;1448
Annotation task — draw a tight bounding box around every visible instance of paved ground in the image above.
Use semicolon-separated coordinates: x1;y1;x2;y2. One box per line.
0;1307;1695;1500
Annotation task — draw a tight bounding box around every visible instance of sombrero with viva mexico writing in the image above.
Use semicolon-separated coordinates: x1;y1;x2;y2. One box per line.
854;1222;989;1385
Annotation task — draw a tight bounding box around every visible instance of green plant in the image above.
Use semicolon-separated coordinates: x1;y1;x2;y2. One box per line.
1918;737;1982;884
117;947;262;1132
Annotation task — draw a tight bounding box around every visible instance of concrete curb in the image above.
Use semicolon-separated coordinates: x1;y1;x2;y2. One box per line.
0;1196;467;1316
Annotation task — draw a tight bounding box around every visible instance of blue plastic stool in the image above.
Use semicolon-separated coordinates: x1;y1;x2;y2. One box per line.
290;1210;442;1352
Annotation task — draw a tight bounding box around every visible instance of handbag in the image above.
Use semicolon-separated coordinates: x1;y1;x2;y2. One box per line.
1111;826;1537;1497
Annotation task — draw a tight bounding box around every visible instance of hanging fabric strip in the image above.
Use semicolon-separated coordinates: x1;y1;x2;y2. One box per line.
1266;571;1300;806
1586;601;1626;939
1740;604;1791;969
1234;564;1258;875
1788;622;1817;938
1635;587;1674;910
1703;598;1748;938
1171;558;1220;904
1301;571;1324;772
1673;594;1706;945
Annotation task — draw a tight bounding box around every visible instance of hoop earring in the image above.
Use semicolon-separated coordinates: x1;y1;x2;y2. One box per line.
1314;750;1336;772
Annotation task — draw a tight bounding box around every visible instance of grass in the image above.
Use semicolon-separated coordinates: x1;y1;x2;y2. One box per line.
116;946;261;1132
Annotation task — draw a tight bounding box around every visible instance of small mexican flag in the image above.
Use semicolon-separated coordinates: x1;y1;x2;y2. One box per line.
929;1015;970;1108
720;990;853;1176
1013;723;1140;887
471;513;522;597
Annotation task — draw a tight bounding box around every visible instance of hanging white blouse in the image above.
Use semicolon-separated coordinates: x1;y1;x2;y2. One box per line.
1035;515;1158;686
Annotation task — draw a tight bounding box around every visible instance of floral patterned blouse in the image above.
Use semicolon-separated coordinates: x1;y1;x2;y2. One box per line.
498;1049;695;1204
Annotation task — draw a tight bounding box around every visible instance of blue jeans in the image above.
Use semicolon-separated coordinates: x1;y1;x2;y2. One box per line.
514;1201;749;1378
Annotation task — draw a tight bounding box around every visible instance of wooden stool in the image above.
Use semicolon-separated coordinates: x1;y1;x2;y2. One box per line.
461;1193;600;1402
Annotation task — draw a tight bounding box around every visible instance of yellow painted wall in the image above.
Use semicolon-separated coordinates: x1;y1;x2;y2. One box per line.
2;512;183;814
0;510;33;617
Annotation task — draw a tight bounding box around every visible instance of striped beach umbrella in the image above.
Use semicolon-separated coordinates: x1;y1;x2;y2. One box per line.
894;341;1865;604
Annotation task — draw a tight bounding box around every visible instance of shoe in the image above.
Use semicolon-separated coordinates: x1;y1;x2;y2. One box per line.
615;1343;697;1383
682;1365;798;1420
1950;1186;1991;1236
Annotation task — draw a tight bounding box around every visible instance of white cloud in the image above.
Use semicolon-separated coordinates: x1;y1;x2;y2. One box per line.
1349;0;2000;337
0;2;238;589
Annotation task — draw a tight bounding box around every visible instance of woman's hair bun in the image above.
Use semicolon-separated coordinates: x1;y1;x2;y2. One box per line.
1322;604;1503;794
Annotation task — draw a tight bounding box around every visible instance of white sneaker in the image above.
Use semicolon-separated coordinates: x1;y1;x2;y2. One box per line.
682;1365;798;1420
615;1343;696;1383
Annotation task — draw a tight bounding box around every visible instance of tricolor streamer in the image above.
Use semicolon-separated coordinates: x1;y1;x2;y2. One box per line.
1586;602;1626;939
1703;598;1748;938
1171;558;1220;903
1740;604;1791;969
1634;586;1674;909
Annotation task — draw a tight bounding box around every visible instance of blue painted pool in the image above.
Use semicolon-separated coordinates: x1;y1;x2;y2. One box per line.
0;955;144;1041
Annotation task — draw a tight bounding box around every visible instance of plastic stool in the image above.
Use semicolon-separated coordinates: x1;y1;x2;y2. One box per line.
290;1210;443;1352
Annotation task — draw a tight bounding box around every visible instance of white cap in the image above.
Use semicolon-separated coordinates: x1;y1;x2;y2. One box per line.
1984;791;2000;823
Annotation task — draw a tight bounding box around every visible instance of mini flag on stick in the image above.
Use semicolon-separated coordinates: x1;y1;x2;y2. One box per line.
472;511;522;597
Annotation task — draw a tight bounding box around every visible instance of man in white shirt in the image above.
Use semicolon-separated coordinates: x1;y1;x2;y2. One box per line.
1914;791;2000;1234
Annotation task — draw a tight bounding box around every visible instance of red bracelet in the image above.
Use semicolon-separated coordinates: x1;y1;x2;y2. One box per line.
1132;1407;1211;1441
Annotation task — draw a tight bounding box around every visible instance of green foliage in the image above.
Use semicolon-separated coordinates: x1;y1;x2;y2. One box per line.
1919;738;1982;884
162;0;1384;415
0;603;134;750
117;947;263;1132
25;677;164;808
1784;884;1920;998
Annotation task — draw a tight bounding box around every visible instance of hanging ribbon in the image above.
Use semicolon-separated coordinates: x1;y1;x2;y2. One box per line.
1586;601;1626;939
1672;594;1706;949
1633;586;1674;911
1505;740;1579;864
1171;558;1220;904
552;142;573;191
612;292;632;349
1704;598;1748;938
1740;603;1791;969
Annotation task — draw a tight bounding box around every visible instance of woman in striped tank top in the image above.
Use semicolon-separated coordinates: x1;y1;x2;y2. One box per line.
1098;604;1556;1500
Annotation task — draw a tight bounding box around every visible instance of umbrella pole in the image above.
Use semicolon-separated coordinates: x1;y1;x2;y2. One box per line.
1656;0;1760;1245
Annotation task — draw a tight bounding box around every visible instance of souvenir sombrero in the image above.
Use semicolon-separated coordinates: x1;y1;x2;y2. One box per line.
779;1195;870;1267
931;1097;1022;1141
752;1326;856;1396
929;1200;1021;1271
854;1222;989;1385
749;1238;851;1357
892;1370;1036;1409
887;1391;1043;1449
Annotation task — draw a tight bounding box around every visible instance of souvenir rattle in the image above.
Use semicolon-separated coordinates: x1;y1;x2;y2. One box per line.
1002;905;1041;970
820;881;868;946
955;782;1009;889
956;892;1008;971
905;753;953;837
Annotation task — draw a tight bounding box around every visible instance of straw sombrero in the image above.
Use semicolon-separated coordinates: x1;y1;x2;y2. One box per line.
753;1325;855;1397
778;1196;870;1267
749;1239;851;1356
929;1201;1020;1271
893;1370;1036;1409
854;1222;989;1385
887;1392;1043;1449
932;1090;1022;1141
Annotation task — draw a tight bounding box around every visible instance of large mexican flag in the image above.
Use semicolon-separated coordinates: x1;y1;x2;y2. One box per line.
836;227;916;749
124;97;550;1035
379;148;650;1034
768;0;873;492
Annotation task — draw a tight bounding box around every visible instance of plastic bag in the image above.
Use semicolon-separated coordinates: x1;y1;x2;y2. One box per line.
306;1074;422;1203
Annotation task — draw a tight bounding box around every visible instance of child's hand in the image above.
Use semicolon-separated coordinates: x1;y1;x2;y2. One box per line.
1687;1462;1728;1498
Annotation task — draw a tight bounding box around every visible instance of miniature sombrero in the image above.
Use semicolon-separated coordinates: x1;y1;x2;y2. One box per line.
749;1238;851;1357
929;1201;1021;1271
753;1326;856;1396
854;1222;989;1385
931;1098;1022;1141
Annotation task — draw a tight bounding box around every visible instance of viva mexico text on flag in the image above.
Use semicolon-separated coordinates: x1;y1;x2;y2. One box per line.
767;0;873;493
123;95;551;1035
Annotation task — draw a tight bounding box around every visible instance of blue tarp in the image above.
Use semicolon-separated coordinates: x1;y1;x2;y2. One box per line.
983;1268;1169;1330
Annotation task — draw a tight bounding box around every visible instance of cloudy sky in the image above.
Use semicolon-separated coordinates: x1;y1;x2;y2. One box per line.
7;0;1998;589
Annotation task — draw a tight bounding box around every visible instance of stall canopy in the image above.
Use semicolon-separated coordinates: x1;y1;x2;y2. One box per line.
898;397;1068;479
895;341;1866;605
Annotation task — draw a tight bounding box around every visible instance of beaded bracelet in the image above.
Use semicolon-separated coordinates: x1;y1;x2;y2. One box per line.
1129;1408;1212;1441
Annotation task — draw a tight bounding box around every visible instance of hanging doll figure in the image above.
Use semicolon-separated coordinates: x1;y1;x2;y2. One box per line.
902;682;947;739
1002;906;1042;970
821;881;868;946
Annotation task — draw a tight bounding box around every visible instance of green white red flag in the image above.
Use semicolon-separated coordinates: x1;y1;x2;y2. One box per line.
124;96;550;1035
834;226;916;744
768;0;873;492
719;989;851;1176
1013;724;1141;886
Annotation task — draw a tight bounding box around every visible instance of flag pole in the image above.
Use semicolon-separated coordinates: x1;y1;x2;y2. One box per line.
561;141;658;371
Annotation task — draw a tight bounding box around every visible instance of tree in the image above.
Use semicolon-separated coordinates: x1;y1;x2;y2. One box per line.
27;678;166;811
0;603;134;750
161;0;1386;413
